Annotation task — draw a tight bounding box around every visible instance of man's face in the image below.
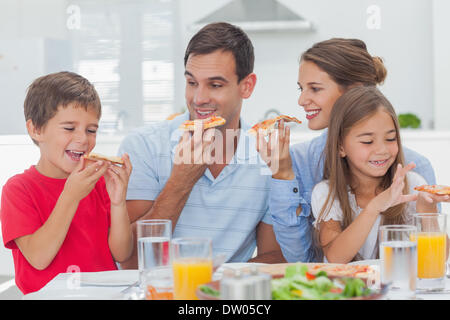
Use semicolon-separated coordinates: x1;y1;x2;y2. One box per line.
184;50;254;131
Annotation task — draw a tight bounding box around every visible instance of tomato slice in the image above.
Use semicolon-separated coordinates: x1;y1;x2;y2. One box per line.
329;287;343;294
305;272;316;280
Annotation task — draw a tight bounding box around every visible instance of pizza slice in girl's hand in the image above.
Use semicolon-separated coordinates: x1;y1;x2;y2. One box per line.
179;115;226;131
414;184;450;195
248;115;302;136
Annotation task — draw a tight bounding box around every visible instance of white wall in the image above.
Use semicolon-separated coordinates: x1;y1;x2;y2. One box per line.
432;0;450;130
179;0;436;129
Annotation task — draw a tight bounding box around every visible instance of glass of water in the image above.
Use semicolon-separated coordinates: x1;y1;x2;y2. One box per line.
379;225;417;299
136;219;172;298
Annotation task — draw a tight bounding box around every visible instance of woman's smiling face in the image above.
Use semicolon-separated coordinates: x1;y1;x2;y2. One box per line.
297;61;344;130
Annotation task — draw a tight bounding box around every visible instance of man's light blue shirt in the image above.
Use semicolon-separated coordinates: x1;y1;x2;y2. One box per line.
118;112;273;262
270;129;437;263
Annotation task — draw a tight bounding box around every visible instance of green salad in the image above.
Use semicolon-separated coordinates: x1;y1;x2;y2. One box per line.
272;264;372;300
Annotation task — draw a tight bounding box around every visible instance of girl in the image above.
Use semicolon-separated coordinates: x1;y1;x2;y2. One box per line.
256;38;437;262
312;86;447;263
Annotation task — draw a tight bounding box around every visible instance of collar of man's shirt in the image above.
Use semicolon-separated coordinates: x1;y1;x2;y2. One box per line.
169;111;259;164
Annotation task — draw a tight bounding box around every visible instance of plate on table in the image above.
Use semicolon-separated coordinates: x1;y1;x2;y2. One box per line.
348;259;380;267
199;262;388;301
80;270;139;287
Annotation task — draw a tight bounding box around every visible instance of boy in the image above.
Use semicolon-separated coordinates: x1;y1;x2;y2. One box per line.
0;71;133;294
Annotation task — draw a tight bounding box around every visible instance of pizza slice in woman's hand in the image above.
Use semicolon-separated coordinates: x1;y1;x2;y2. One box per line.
248;115;302;136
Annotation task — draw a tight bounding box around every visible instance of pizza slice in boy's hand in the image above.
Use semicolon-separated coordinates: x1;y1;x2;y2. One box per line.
248;115;302;136
414;184;450;195
179;115;226;131
84;152;124;165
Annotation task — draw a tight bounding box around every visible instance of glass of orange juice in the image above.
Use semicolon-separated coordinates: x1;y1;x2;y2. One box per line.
413;213;447;291
171;238;213;300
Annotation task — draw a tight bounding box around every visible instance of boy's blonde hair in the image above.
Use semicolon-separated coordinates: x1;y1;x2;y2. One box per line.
24;71;101;145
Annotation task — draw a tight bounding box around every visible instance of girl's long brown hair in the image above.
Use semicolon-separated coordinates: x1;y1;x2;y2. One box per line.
316;86;408;260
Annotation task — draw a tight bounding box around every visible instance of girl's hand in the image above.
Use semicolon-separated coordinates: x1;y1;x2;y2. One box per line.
104;153;133;207
417;191;450;213
63;157;109;203
256;119;295;180
369;162;418;213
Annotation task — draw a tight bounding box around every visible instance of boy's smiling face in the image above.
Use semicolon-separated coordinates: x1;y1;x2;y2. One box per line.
28;103;99;179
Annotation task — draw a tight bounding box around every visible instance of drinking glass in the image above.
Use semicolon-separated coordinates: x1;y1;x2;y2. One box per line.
136;219;172;298
379;225;417;299
413;213;447;292
171;237;213;300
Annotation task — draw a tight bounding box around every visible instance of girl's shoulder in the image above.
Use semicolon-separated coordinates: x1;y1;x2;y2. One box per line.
312;179;331;196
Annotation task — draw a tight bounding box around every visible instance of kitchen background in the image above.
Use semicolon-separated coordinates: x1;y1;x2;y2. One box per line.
0;0;449;279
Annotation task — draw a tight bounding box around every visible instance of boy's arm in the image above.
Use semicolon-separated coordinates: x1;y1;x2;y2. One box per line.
15;190;83;270
15;159;109;271
108;203;133;262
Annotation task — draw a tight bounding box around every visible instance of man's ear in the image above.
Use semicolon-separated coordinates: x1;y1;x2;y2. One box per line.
240;73;257;99
26;119;42;143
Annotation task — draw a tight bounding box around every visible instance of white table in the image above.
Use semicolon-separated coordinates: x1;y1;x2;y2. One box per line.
22;264;450;300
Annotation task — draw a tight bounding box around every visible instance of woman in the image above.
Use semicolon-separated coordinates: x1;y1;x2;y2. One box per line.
256;38;436;262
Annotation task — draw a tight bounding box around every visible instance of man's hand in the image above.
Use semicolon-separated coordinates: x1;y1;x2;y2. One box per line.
172;120;215;188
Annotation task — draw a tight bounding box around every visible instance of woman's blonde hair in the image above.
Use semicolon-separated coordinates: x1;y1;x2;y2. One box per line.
316;86;408;260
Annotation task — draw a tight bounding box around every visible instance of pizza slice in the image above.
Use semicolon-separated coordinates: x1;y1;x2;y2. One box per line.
179;115;226;131
84;152;124;165
414;184;450;195
248;115;302;136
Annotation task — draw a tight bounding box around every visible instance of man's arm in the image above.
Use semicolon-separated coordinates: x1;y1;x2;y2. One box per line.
248;222;286;264
119;177;198;269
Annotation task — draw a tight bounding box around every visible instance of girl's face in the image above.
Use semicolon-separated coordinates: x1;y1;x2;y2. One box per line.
297;61;343;130
340;108;399;185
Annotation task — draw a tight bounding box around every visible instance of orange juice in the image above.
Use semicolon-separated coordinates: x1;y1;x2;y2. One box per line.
173;258;213;300
416;232;446;279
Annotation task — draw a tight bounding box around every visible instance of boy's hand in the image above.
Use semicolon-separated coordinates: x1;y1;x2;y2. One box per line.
63;157;109;202
369;163;418;213
104;153;132;207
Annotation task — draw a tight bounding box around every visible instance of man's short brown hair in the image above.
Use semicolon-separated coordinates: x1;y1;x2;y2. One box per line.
184;22;254;83
24;71;101;134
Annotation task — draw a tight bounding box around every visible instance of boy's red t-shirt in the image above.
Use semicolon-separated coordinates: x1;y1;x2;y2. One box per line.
0;166;117;294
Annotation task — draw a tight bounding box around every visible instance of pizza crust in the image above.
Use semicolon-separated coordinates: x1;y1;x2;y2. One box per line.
414;184;450;195
84;152;124;165
248;115;302;136
179;116;226;131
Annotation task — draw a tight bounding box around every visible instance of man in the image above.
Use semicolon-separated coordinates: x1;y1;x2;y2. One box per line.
118;22;285;268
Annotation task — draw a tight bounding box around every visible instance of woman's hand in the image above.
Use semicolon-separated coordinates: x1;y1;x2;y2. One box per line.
368;162;418;214
256;119;295;180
